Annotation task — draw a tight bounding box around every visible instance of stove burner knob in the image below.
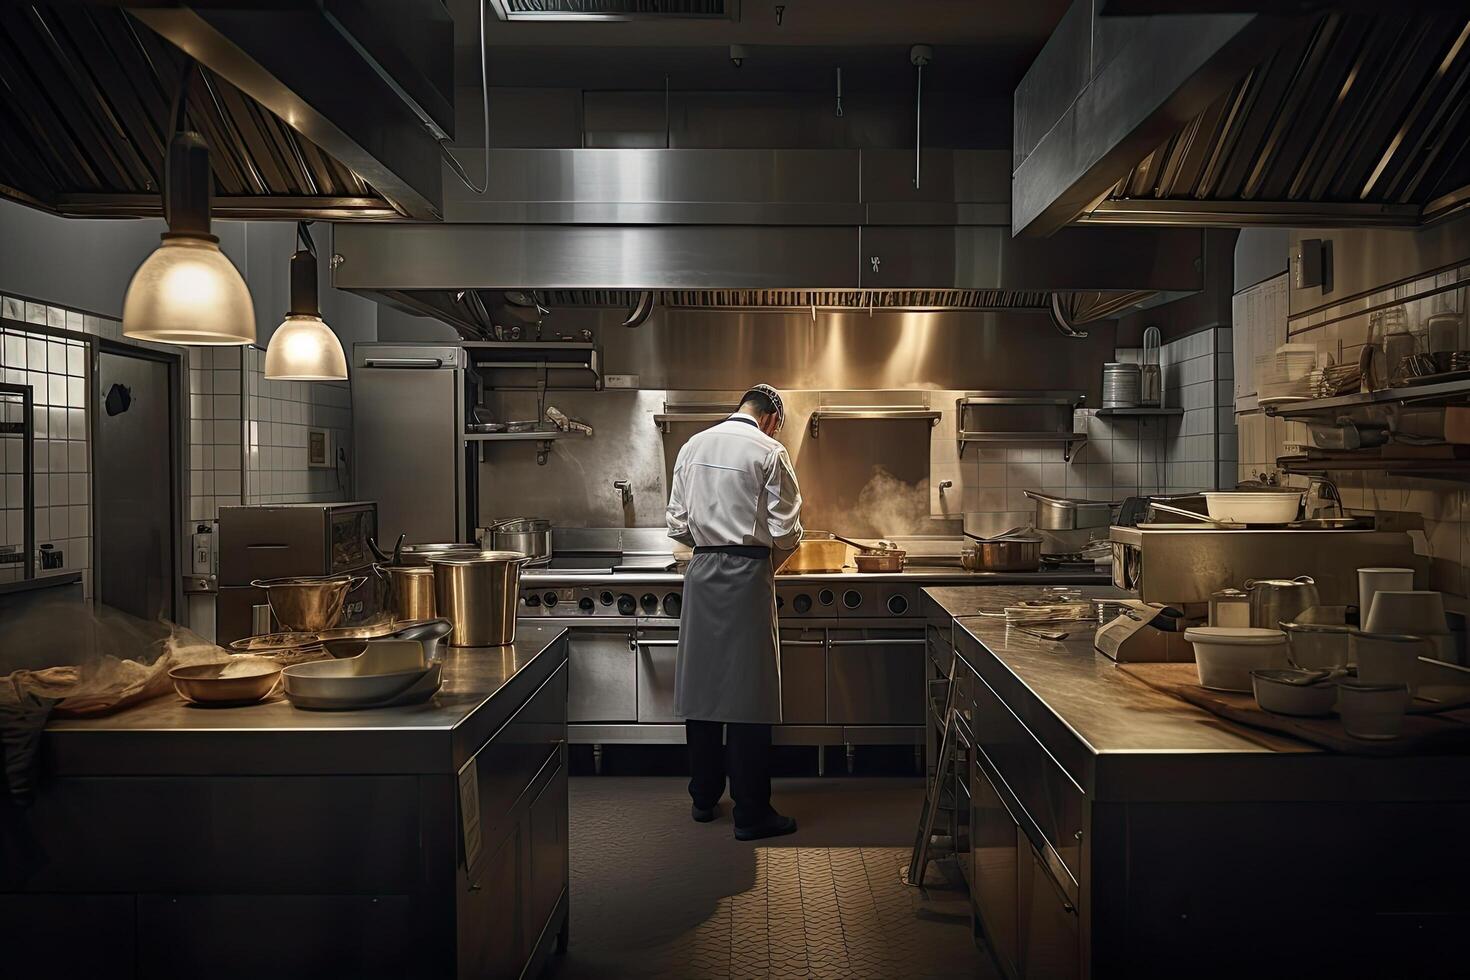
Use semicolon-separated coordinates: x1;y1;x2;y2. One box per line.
818;589;835;606
543;592;559;608
842;590;863;610
578;597;595;612
524;593;542;607
776;595;785;610
640;593;659;615
600;591;615;606
617;594;636;616
793;594;813;614
886;594;909;616
663;593;682;617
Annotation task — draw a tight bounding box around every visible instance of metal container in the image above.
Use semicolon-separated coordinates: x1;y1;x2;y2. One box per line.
381;565;437;622
776;531;850;573
1209;588;1251;628
1102;362;1142;409
962;535;1042;572
854;549;906;573
482;518;553;566
1245;576;1321;630
430;551;528;646
1022;490;1112;531
1139;326;1162;407
249;574;366;632
398;542;482;566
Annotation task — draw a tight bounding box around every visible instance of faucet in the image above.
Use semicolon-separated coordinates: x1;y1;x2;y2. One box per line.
613;480;632;505
938;480;953;494
1306;476;1344;519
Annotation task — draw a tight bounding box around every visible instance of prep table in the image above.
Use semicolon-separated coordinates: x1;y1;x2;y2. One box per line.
3;625;571;980
921;584;1470;979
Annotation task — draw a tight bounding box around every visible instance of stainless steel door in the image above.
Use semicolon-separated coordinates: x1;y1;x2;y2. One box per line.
95;349;177;620
568;627;637;722
635;627;679;723
778;628;826;724
351;348;466;544
826;628;926;724
973;760;1021;978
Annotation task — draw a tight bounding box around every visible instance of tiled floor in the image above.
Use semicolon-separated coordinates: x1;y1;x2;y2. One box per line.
548;777;996;980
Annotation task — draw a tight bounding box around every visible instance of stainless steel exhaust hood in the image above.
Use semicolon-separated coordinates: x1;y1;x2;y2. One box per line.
332;148;1204;335
1013;2;1470;233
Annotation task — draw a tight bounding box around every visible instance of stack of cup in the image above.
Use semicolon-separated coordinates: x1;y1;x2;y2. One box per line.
1356;567;1414;625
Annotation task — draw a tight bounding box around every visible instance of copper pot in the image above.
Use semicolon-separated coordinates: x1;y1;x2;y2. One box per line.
962;535;1042;572
250;574;366;632
854;549;906;573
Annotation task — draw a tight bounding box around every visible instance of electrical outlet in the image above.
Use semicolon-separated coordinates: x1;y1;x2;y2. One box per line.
307;428;333;468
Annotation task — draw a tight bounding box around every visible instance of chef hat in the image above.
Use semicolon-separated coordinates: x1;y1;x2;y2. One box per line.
741;383;785;432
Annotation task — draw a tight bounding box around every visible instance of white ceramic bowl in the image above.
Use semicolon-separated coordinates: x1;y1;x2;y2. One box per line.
1337;682;1411;740
1184;627;1291;692
1202;491;1303;524
1363;590;1447;635
1250;669;1339;717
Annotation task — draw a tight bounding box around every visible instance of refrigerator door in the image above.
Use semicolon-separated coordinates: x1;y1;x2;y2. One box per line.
353;346;469;544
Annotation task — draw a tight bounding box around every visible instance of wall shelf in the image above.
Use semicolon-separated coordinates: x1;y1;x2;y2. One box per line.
462;341;602;390
1278;452;1470;485
467;428;587;465
808;407;940;438
958;431;1089;461
1095;407;1183;417
653;412;730;431
1264;376;1470;418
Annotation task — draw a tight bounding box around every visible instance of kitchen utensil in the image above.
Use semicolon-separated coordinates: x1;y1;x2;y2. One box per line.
1021;490;1112;531
1139;326;1162;407
961;533;1042;572
1350;631;1436;695
776;531;850;573
169;659;282;706
1336;682;1412;740
482;517;553;566
229;630;326;654
321;618;452;664
854;549;906;573
1356;567;1415;624
1182;627;1290;692
1244;576;1320;629
1102;362;1142;409
396;542;483;566
1250;668;1340;717
1147;501;1243;528
381;564;436;622
430;550;529;646
282;642;436;705
1014;624;1069;641
1363;590;1446;635
249;574;367;632
1201;490;1303;524
1209;589;1251;628
1281;621;1354;670
367;533;406;566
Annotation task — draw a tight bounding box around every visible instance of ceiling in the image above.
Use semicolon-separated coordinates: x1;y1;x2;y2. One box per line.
452;0;1071;91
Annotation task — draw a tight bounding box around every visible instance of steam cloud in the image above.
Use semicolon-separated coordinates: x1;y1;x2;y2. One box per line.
847;466;933;537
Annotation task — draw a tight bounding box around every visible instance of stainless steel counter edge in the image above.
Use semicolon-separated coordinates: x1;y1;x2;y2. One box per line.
927;585;1470;806
522;569;1112;587
42;625;570;778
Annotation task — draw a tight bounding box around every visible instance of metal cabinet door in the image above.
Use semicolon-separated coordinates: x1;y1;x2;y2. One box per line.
1017;833;1081;980
826;628;926;724
779;628;826;724
972;761;1021;979
635;627;680;723
525;761;568;958
568;628;637;722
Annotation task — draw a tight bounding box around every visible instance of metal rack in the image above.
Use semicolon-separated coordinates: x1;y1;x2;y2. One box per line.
1264;376;1470;418
807;406;941;438
467;428;588;465
956;391;1086;460
462;341;602;391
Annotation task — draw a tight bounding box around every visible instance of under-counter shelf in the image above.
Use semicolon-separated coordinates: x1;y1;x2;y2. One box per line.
958;431;1089;461
1278;451;1470;484
1264;376;1470;418
808;407;941;438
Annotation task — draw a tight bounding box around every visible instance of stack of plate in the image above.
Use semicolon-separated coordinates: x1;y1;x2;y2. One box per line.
1102;362;1142;408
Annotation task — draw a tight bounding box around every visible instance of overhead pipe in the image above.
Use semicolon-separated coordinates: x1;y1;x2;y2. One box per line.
622;290;656;328
1049;293;1089;339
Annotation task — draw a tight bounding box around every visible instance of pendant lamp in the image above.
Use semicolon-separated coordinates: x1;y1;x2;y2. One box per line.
264;223;347;381
123;63;254;346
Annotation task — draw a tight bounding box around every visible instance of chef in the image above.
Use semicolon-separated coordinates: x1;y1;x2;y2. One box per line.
666;384;803;841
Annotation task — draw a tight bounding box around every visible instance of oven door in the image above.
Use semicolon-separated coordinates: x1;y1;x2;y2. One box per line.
635;627;681;723
826;628;926;724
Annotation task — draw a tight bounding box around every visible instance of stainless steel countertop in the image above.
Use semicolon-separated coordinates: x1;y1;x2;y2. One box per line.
43;624;569;777
925;585;1470;804
522;566;1113;587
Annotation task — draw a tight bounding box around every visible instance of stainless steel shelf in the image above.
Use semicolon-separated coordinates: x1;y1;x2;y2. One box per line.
809;407;941;438
1264;376;1470;417
958;431;1088;461
468;428;587;465
1278;453;1470;484
654;413;729;431
1095;407;1183;417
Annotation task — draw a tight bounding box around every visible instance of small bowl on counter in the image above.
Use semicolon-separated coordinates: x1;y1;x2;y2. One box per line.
1200;490;1303;525
1183;627;1291;692
1250;668;1341;717
169;658;282;707
1336;682;1413;740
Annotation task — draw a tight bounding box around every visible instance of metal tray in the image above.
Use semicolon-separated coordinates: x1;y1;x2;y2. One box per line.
284;663;442;711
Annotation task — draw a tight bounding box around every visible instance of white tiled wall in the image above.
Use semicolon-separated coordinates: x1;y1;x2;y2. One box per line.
1160;327;1238;494
243;347;351;504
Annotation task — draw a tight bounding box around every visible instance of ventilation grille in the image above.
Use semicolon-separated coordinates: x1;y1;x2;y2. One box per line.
493;0;734;20
533;289;1056;311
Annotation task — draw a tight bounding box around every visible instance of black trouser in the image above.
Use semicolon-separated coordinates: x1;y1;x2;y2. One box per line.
685;719;774;828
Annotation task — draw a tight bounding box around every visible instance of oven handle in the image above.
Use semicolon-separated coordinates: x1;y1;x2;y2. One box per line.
828;638;926;647
778;639;825;646
635;639;681;647
362;357;444;369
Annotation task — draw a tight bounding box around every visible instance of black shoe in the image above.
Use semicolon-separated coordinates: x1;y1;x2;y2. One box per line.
734;813;797;841
692;803;719;823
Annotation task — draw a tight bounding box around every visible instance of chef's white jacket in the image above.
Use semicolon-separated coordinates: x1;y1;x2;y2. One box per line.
666;415;804;550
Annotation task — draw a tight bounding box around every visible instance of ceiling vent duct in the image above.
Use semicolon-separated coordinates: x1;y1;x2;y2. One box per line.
487;0;736;21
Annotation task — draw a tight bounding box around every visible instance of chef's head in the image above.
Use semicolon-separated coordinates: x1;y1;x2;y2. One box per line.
739;383;785;436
